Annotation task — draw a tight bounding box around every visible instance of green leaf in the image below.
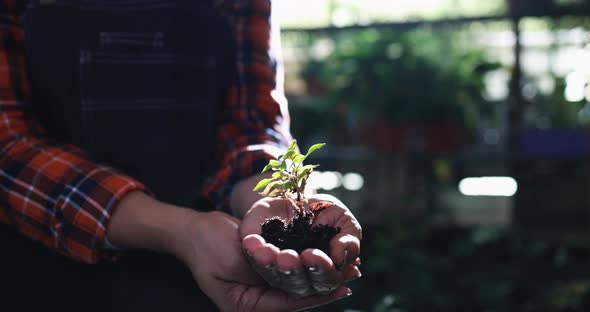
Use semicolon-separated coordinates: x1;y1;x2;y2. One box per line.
297;164;318;179
272;171;285;179
259;181;277;196
287;181;297;190
293;154;306;164
261;159;281;173
283;150;296;160
266;187;285;197
287;140;298;153
260;181;286;197
261;164;272;173
302;164;319;171
279;160;287;170
266;189;283;197
253;178;276;191
305;143;325;157
296;169;309;180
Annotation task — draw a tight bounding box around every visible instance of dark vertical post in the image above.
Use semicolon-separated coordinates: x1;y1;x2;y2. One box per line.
508;15;523;155
507;0;525;228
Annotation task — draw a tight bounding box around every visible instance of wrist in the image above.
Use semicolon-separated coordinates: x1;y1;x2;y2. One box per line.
170;208;210;264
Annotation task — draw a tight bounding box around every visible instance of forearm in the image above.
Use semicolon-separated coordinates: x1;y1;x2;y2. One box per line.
230;173;270;218
106;191;200;260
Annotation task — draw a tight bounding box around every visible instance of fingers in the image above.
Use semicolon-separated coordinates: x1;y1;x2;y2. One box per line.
245;236;314;297
244;235;348;298
353;257;361;266
243;235;361;299
246;285;351;312
341;263;362;282
329;233;361;268
244;235;282;288
276;249;314;297
300;249;342;295
242;234;266;257
289;285;352;312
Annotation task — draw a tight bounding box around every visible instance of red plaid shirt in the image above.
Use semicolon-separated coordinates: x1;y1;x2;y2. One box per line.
0;0;292;263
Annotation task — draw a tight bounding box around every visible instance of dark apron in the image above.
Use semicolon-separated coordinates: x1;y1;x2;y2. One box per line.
1;0;235;310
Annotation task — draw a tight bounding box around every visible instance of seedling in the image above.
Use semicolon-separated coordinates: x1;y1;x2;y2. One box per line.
253;140;340;254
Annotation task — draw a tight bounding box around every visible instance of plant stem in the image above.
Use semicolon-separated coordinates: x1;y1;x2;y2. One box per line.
295;191;303;214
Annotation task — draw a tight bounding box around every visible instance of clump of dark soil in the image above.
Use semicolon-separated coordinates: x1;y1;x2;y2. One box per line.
260;201;341;254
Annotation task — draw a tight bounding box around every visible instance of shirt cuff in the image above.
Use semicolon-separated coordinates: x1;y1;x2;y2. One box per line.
202;143;286;214
103;235;122;251
57;168;149;263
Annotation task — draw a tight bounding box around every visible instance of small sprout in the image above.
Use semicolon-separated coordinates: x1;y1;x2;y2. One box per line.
254;140;325;212
254;141;341;254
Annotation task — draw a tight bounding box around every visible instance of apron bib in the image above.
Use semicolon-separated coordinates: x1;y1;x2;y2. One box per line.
24;0;235;207
2;1;235;310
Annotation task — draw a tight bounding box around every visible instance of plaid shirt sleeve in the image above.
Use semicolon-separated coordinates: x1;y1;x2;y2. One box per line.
0;1;147;263
202;0;293;212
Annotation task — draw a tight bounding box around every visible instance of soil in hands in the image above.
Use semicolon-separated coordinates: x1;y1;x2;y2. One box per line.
260;201;340;254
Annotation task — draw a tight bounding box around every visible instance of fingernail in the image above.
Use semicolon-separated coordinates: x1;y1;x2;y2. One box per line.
280;269;293;275
340;250;348;268
309;266;324;275
345;271;362;283
354;258;362;266
345;288;353;297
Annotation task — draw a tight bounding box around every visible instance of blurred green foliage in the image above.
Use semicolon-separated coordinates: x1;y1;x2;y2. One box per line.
285;17;590;312
525;77;587;129
290;27;500;142
316;215;590;311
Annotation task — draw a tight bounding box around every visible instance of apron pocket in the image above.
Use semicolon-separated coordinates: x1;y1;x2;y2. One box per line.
79;50;217;111
24;0;231;205
78;48;218;197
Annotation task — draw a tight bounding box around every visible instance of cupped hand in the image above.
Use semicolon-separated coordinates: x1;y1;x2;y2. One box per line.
179;210;351;312
240;194;362;298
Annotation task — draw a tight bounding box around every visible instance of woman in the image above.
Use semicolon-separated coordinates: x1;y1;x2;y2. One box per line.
0;1;362;311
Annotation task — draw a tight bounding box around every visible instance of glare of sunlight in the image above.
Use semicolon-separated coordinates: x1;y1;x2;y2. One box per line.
308;171;342;191
458;176;518;197
342;172;364;191
483;70;510;101
310;38;335;60
565;71;587;102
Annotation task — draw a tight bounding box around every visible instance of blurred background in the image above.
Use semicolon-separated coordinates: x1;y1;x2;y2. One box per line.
274;0;590;311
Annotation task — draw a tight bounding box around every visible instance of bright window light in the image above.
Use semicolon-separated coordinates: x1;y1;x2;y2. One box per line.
308;171;364;191
458;176;518;197
565;71;587;102
342;172;364;191
308;171;342;191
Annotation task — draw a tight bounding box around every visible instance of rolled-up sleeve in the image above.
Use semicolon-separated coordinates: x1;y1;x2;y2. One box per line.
202;0;292;212
0;0;148;263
